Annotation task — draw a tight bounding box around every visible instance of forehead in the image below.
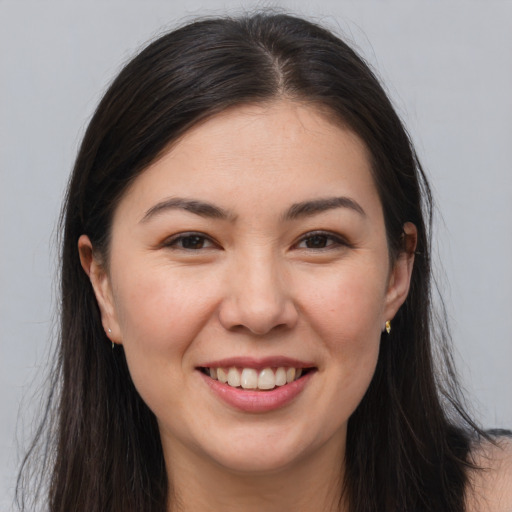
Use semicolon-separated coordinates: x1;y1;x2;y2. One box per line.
114;101;381;222
163;101;369;173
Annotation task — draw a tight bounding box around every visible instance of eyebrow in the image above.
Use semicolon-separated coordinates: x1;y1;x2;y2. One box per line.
140;195;365;224
140;197;235;223
283;196;366;220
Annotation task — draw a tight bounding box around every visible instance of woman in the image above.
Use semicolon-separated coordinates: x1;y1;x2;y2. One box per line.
17;12;511;512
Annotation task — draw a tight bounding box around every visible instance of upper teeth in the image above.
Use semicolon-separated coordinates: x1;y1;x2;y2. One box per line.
208;367;303;390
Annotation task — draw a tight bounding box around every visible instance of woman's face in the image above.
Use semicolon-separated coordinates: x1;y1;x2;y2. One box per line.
82;101;414;475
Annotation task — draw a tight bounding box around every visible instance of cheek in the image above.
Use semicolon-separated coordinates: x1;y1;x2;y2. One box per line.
301;263;387;347
109;264;220;398
112;263;217;349
297;264;385;412
109;271;218;427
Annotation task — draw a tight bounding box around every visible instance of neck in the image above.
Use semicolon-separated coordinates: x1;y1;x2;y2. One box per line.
164;436;348;512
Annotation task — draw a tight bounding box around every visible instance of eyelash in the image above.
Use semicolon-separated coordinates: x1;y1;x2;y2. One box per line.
162;232;217;251
294;231;349;251
162;230;349;251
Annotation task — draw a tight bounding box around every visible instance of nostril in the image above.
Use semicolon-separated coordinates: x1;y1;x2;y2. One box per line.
218;298;299;335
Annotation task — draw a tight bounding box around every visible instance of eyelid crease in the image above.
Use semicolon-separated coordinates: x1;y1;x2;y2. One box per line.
293;230;352;250
160;231;221;250
156;230;352;252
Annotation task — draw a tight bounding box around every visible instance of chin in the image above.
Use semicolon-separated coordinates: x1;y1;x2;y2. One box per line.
199;425;327;475
209;446;304;475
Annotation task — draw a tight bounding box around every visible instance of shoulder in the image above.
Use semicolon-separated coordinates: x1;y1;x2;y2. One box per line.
465;433;512;512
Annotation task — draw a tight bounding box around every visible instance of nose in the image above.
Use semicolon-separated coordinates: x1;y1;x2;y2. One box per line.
218;252;298;336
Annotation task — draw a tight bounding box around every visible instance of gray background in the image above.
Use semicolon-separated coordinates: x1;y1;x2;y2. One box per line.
1;1;511;508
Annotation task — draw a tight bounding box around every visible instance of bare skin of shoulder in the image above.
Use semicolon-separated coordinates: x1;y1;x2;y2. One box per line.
466;437;512;512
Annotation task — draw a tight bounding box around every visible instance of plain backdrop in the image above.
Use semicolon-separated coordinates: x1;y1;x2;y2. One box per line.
1;0;511;508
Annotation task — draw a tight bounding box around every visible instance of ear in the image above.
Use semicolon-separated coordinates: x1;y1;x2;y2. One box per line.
383;222;417;324
78;235;122;344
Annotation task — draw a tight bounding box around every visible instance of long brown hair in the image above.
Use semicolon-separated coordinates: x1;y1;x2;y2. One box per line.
17;13;484;511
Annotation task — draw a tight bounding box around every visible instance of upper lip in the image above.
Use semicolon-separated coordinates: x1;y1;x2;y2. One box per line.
198;356;316;371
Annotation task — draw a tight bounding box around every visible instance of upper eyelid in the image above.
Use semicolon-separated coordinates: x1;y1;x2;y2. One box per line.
161;231;218;248
159;230;349;248
296;230;347;242
293;230;350;248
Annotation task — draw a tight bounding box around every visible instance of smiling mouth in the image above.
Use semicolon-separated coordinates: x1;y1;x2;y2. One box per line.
199;366;314;391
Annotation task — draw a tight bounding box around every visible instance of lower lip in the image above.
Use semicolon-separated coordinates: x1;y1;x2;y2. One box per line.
200;370;315;413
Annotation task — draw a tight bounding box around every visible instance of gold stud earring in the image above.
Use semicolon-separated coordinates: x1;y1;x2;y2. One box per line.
385;320;391;334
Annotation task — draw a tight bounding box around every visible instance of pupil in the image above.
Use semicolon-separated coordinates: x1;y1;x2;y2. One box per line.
307;235;327;248
182;236;204;249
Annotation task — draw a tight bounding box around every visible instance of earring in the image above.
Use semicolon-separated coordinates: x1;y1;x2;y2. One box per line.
385;320;391;334
107;328;114;350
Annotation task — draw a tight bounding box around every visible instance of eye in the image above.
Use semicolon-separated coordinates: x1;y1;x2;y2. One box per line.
163;232;217;250
295;231;348;250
